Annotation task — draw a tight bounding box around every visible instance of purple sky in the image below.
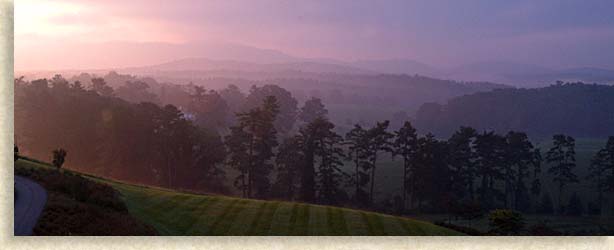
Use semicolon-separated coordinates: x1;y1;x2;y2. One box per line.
15;0;614;70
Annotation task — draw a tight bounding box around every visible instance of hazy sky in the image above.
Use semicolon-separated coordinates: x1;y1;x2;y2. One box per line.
15;0;614;71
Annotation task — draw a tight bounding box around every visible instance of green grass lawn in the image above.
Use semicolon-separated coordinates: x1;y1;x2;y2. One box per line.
15;157;463;236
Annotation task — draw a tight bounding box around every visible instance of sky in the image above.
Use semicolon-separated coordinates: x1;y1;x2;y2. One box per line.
14;0;614;71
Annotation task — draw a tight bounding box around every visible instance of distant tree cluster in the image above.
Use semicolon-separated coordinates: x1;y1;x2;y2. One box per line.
415;82;614;139
15;76;228;193
14;75;614;217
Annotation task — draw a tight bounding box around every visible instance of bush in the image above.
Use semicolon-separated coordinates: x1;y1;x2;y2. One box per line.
487;209;525;235
52;148;67;169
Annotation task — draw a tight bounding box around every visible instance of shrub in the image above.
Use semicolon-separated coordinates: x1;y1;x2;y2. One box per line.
487;209;525;235
52;148;67;169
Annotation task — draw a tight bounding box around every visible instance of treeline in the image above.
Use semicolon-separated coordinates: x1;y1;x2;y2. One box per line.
14;76;614;216
15;76;228;193
415;82;614;139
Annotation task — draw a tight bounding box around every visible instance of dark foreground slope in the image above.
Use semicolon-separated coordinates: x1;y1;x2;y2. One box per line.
16;157;462;236
15;158;158;235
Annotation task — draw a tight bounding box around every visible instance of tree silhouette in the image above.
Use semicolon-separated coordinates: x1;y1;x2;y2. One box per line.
447;126;478;202
14;144;19;162
364;121;394;206
586;136;614;214
474;131;506;209
314;118;346;205
225;125;251;197
227;96;279;198
52;148;67;169
187;86;229;132
91;77;114;97
273;136;304;200
392;121;419;211
504;131;537;210
297;117;336;203
545;134;578;214
244;85;297;135
345;124;370;206
299;97;328;124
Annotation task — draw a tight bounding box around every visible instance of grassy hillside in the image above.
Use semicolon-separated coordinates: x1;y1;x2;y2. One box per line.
16;157;462;236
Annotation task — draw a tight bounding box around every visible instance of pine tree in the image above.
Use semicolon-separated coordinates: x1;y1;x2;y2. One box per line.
314;118;347;205
586;136;614;214
273;136;304;200
364;121;394;206
474;131;506;209
392;121;419;211
345;124;370;206
227;96;279;198
447;126;477;202
545;134;578;214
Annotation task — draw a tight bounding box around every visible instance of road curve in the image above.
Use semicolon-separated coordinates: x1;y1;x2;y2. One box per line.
14;175;47;236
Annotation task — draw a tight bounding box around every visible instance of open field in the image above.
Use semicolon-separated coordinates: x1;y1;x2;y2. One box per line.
15;157;463;236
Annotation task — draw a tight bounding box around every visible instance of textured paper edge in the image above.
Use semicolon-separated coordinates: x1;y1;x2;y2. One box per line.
0;0;613;249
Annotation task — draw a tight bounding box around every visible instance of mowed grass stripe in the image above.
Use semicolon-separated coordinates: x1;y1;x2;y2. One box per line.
342;211;370;235
266;202;295;235
290;204;311;235
225;201;265;235
286;203;300;235
308;205;328;235
208;200;249;235
361;212;387;235
197;198;240;235
247;202;269;235
249;201;281;235
153;195;194;221
115;190;188;235
184;197;225;235
171;197;220;235
326;207;348;235
378;215;410;235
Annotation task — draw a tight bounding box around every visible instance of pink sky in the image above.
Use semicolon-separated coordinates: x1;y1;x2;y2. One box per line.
14;0;614;71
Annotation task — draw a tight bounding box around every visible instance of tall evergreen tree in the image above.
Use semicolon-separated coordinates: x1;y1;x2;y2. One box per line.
273;136;304;200
393;121;419;211
586;136;614;214
345;124;370;206
314;118;347;205
227;96;280;198
447;127;478;202
299;97;328;124
545;134;578;214
504;131;537;210
364;121;394;206
474;131;506;209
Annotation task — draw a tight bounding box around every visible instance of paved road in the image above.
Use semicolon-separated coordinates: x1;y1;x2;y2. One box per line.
14;175;47;236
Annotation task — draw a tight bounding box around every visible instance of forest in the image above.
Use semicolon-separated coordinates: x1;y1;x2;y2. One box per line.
414;82;614;139
14;73;614;229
